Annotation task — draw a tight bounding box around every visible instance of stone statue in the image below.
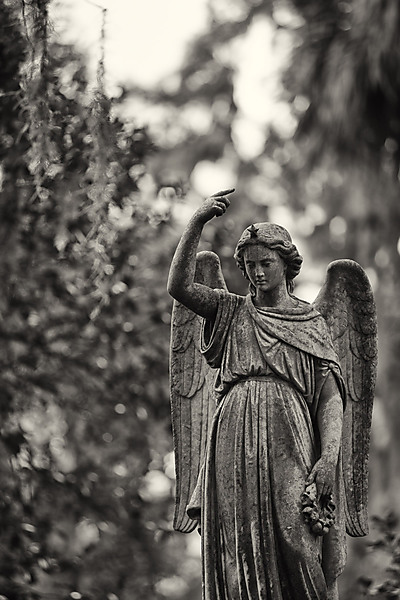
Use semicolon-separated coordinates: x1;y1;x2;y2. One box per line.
167;190;377;600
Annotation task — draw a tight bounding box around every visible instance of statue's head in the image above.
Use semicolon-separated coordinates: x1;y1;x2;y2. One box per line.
234;223;303;294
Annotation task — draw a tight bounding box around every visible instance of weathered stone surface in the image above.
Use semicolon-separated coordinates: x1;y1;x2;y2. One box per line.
168;193;377;600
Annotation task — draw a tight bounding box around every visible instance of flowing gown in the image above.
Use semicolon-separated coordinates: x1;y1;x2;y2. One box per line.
188;291;347;600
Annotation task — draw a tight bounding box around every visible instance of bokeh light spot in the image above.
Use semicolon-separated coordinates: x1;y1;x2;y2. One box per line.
375;248;390;268
113;463;128;477
329;216;347;237
96;357;108;369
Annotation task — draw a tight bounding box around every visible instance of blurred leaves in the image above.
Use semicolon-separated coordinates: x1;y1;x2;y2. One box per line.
0;1;194;598
359;513;400;599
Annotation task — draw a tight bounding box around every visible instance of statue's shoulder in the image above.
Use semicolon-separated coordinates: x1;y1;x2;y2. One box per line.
216;288;246;309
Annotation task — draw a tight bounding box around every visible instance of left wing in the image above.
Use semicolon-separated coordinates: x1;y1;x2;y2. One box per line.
313;259;377;537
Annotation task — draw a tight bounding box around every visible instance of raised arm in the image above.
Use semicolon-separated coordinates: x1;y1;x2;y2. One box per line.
167;190;233;321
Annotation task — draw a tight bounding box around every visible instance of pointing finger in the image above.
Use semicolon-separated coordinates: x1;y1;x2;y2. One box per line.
211;188;235;198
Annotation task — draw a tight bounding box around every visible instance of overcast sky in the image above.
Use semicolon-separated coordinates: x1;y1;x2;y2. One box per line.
51;0;209;88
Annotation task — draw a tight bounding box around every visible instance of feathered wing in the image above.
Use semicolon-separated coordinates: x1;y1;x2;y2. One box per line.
170;251;227;533
313;259;377;537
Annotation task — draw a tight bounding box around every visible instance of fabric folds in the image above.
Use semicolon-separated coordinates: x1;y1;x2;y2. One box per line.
191;292;347;600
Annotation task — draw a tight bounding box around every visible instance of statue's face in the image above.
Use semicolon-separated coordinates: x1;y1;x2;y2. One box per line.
243;245;286;294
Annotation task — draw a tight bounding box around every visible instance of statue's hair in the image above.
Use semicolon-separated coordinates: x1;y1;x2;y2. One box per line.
234;224;303;294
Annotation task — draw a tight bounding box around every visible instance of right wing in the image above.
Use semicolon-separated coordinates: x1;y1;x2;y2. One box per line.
170;251;227;533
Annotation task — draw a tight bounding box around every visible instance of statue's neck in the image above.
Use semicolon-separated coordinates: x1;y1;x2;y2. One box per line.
253;286;297;309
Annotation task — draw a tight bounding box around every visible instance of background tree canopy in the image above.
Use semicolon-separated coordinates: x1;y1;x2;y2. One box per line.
0;0;399;599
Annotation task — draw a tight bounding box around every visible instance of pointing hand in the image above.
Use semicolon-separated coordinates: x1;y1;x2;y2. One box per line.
195;189;235;224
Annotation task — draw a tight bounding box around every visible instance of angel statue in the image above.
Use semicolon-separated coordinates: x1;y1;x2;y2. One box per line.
167;190;377;600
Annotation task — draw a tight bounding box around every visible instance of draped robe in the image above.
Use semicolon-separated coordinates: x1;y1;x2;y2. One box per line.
188;291;347;600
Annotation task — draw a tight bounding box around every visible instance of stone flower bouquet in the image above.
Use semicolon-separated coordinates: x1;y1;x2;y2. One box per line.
301;482;335;536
